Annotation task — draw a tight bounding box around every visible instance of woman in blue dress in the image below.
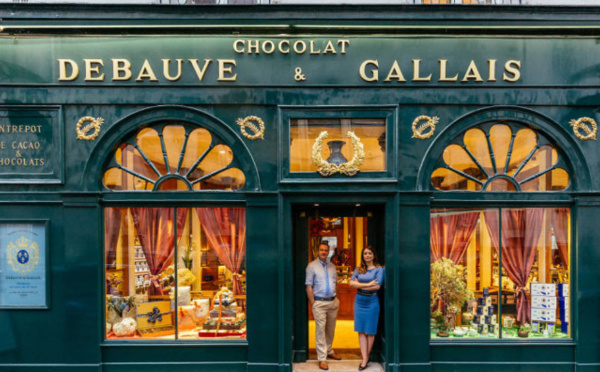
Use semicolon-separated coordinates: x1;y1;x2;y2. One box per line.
350;246;384;371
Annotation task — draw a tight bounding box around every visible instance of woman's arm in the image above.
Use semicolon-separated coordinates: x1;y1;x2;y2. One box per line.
349;278;378;289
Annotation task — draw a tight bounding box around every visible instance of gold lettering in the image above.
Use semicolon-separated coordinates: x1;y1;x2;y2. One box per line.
135;60;158;82
278;40;290;54
338;40;350;54
162;59;183;81
309;40;321;55
58;59;79;81
293;41;307;54
248;40;260;54
217;59;237;82
189;59;212;81
111;59;132;81
359;60;379;82
439;59;458;82
262;40;275;54
233;39;245;54
488;59;497;82
84;59;105;81
412;59;432;82
383;61;406;82
503;60;521;82
462;60;484;82
323;40;337;55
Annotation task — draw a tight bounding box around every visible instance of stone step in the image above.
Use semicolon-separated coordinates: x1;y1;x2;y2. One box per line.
293;360;383;372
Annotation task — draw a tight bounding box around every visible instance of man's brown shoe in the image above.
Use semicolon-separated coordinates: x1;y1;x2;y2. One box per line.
327;353;342;360
318;361;329;370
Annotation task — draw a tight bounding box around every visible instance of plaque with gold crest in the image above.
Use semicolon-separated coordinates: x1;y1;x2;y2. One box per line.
0;221;49;309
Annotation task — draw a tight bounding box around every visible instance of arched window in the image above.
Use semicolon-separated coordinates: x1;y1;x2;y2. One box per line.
429;120;572;341
430;123;569;191
102;117;249;342
103;123;246;191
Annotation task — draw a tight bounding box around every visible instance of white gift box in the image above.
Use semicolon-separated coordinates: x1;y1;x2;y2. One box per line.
532;295;557;309
531;308;557;322
531;283;556;297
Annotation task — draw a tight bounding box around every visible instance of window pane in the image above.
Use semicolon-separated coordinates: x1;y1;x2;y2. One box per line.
431;123;570;192
183;207;246;339
102;123;245;192
290;118;386;172
105;207;247;341
431;208;499;339
105;207;176;340
500;208;570;339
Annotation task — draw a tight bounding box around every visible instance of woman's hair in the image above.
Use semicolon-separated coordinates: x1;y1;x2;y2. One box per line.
358;245;380;274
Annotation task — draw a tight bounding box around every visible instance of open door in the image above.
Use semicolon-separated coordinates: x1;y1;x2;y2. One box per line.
292;204;385;363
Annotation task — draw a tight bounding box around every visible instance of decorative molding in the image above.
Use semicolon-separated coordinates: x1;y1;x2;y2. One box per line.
311;131;365;177
412;115;439;140
76;116;104;141
569;117;597;141
236;116;265;140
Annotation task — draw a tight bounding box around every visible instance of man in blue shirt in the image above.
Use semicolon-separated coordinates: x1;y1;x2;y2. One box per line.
306;242;341;370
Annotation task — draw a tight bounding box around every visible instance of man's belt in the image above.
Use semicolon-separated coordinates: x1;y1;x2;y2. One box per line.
314;296;336;301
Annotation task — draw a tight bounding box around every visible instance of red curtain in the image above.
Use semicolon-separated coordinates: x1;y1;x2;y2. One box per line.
483;209;544;324
195;207;246;295
430;211;479;264
551;208;569;267
131;207;188;296
104;208;123;270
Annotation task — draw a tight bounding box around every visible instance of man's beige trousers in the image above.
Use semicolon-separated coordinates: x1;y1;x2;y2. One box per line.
312;298;339;361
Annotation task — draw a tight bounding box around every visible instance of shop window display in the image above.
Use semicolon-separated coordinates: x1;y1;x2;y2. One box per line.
290;118;386;173
430;208;570;339
105;207;246;340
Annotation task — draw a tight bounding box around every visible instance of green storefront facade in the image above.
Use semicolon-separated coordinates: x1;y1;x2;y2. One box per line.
0;3;599;372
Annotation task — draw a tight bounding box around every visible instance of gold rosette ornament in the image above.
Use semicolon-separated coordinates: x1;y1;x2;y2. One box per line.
569;117;597;141
412;115;439;140
311;131;365;177
236;116;265;140
76;116;104;141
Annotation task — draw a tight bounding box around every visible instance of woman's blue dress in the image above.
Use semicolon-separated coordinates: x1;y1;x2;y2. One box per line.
352;266;385;335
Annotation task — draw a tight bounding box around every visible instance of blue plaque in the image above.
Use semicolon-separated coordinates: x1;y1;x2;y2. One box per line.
0;222;49;308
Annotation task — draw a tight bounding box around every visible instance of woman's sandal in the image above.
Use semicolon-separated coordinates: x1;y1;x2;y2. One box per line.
358;362;368;371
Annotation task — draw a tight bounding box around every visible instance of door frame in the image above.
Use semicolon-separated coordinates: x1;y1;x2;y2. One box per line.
281;194;397;367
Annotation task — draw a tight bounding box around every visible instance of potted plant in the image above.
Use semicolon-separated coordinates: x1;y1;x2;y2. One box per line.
518;323;531;338
430;257;474;336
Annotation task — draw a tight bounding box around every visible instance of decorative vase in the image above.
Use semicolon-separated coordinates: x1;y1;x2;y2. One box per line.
326;140;348;165
518;330;529;338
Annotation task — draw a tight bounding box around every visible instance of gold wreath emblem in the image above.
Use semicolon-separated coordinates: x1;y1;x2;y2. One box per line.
311;131;365;177
412;115;439;140
569;117;597;141
236;116;265;140
76;116;104;141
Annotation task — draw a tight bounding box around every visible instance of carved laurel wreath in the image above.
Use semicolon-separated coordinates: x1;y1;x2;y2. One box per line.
311;131;365;177
412;115;439;140
236;116;265;140
76;116;104;141
569;117;597;141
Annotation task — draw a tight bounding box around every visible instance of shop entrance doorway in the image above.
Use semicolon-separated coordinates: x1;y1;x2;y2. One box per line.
292;204;385;364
